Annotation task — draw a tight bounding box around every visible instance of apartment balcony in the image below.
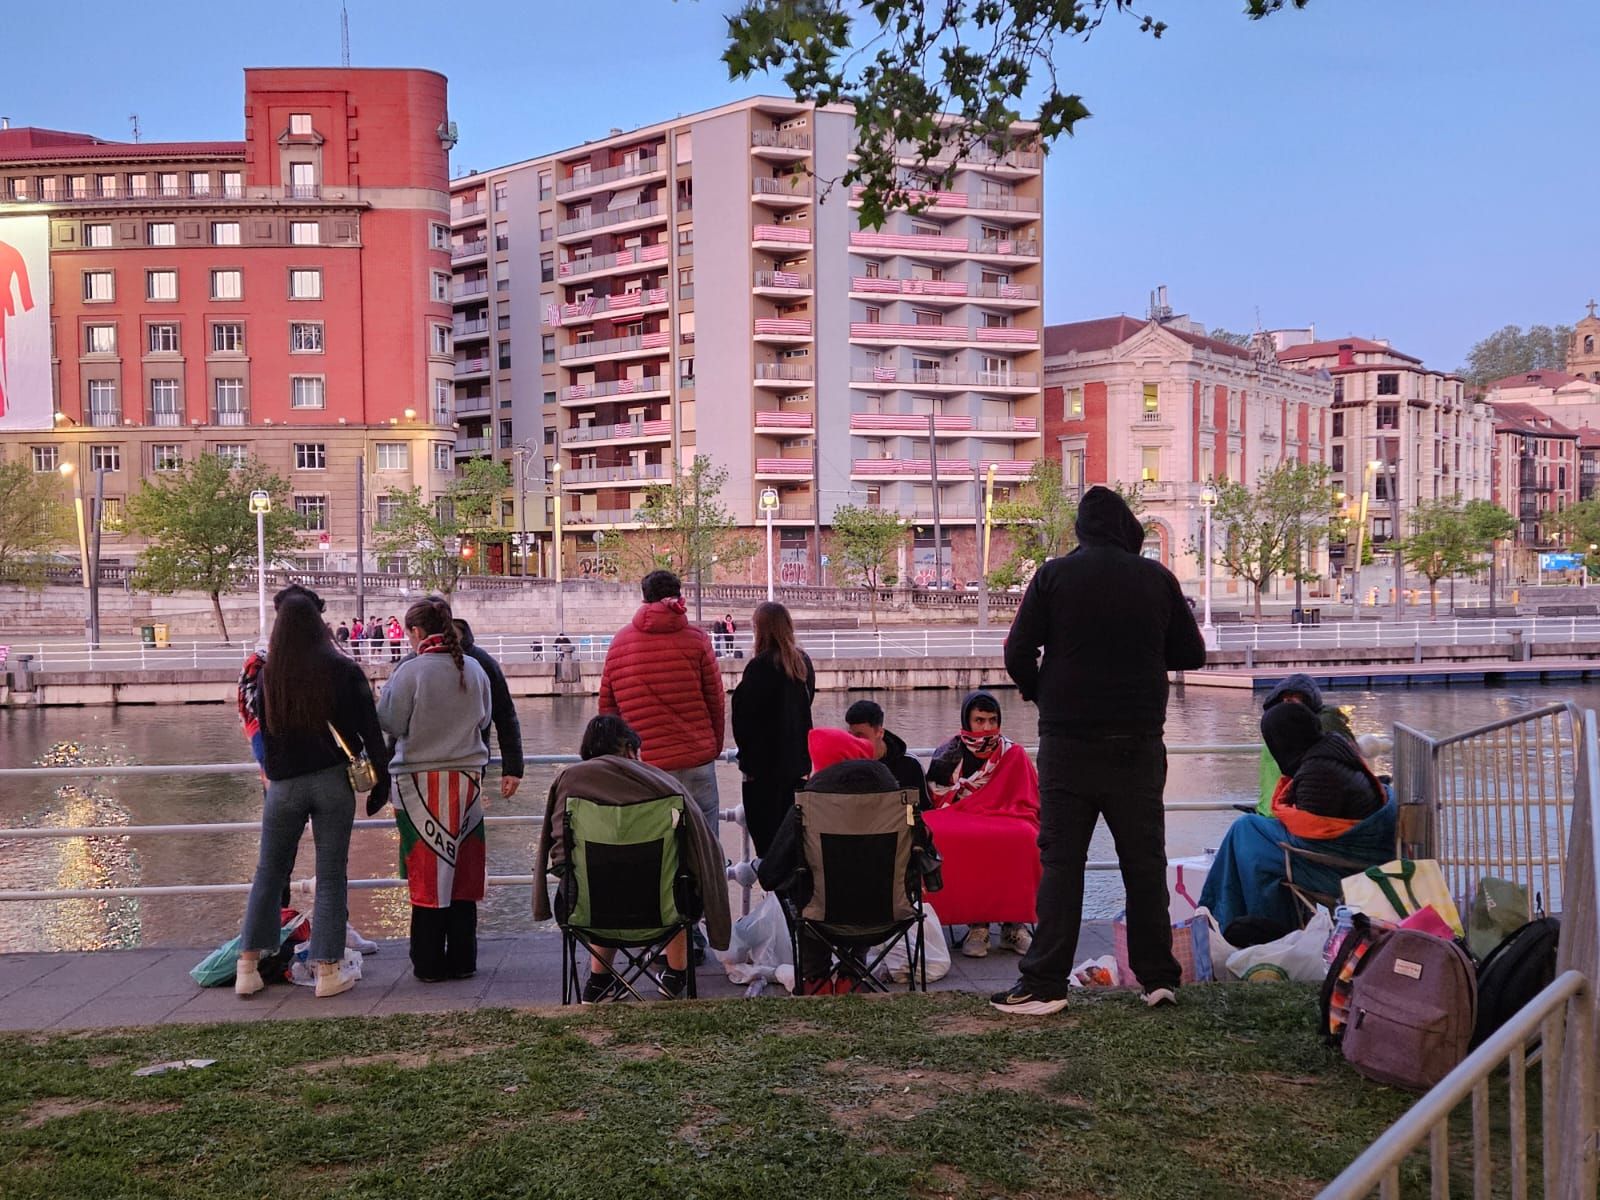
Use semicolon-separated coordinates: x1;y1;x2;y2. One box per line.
562;463;669;489
559;376;669;405
211;407;248;426
849;230;1040;260
848;185;1040;219
562;418;673;447
558;243;668;282
453;317;490;341
753;270;813;295
755;411;816;435
546;288;668;327
864;501;980;522
557;200;666;242
851;458;1033;480
754;317;813;343
850;322;1037;349
565;506;642;527
559;331;670;364
143;406;185;427
754;458;815;479
455;435;492;455
87;409;123;428
455;356;491;378
454;396;491;417
755;363;816;387
452;201;486;222
849;413;1038;438
849;367;1039;392
862;143;1041;176
451;239;487;262
849;277;1038;306
18;184;316;207
752;223;814;251
556;157;666;199
752;176;813;207
453;281;489;303
750;130;812;158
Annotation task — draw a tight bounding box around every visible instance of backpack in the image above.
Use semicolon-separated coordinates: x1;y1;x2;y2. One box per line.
1472;916;1560;1048
1320;911;1384;1046
1342;929;1476;1091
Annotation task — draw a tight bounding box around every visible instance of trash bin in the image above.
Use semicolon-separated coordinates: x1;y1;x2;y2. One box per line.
1291;607;1306;625
140;625;156;647
1307;607;1322;626
153;622;171;649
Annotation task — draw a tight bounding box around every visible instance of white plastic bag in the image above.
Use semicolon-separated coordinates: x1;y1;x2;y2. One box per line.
1192;906;1235;982
878;905;951;983
716;893;795;988
1070;955;1118;988
1225;908;1333;983
289;944;364;988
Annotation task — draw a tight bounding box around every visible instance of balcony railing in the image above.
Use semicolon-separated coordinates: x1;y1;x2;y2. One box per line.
850;367;1039;389
849;414;1037;434
755;363;815;382
751;130;812;151
755;458;814;476
562;464;668;485
848;276;1037;302
753;223;813;245
17;184;271;206
1141;409;1162;423
453;282;489;300
755;411;815;429
558;331;670;362
212;407;247;426
864;502;980;520
455;436;492;453
146;408;184;427
453;201;486;219
87;409;122;428
560;376;667;401
556;157;663;196
455;356;491;374
558;243;668;279
557;200;665;238
545;288;668;325
565;507;640;526
285;184;321;200
453;317;489;337
752;176;813;198
753;270;812;290
848;185;1040;213
451;240;488;260
454;397;491;417
851;458;1033;478
848;231;1038;257
563;419;672;443
754;318;813;338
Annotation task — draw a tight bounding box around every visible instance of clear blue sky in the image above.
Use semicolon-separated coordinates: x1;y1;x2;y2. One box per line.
8;0;1593;369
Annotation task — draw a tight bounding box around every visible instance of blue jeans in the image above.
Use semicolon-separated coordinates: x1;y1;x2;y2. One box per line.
240;765;355;963
668;761;721;834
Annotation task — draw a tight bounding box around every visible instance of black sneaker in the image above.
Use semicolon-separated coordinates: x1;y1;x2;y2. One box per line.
657;968;688;1000
580;971;620;1004
989;983;1069;1016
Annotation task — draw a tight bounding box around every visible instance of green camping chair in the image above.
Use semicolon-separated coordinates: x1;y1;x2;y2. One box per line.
557;792;698;1004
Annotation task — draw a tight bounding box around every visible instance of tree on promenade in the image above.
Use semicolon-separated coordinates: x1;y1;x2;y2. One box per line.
451;458;513;574
1553;499;1600;582
631;455;755;617
1398;500;1479;619
990;458;1075;575
1207;462;1334;620
723;0;1305;227
1462;499;1517;607
373;460;516;592
1459;324;1574;387
0;460;72;587
830;503;907;629
125;455;298;641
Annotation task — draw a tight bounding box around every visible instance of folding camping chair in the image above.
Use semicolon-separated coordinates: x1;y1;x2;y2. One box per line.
557;792;699;1004
781;787;927;993
1279;841;1373;927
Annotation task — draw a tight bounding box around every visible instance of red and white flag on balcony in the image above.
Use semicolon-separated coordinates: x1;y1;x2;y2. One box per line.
999;284;1025;300
772;270;801;287
872;366;899;382
545;304;561;327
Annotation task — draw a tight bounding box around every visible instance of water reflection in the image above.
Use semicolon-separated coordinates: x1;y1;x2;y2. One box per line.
0;682;1591;952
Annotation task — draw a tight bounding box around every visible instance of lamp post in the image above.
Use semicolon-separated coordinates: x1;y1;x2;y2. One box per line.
58;462;97;649
1354;460;1378;617
550;462;564;635
511;446;532;578
760;486;779;601
249;490;272;644
1198;483;1217;649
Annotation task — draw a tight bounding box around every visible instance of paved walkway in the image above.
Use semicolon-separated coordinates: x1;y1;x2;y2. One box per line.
0;923;1114;1032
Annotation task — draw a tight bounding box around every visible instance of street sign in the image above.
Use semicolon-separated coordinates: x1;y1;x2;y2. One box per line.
1541;552;1584;571
248;490;271;514
759;487;780;511
820;554;830;566
318;532;331;551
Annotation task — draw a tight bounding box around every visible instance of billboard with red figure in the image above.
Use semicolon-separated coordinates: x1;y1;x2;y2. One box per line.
0;215;51;432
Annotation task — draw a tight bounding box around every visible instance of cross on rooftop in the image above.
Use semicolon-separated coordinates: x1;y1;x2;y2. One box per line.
1588;298;1597;319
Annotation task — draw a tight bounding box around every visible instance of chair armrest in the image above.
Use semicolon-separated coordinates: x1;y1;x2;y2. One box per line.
1276;841;1369;874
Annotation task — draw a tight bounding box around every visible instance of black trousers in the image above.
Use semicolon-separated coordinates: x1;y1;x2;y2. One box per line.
410;901;477;980
1018;733;1181;996
742;777;799;858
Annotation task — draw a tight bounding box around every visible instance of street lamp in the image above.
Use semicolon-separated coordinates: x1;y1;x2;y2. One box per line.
760;486;780;601
1353;460;1380;617
1198;484;1218;649
550;462;564;636
249;489;272;644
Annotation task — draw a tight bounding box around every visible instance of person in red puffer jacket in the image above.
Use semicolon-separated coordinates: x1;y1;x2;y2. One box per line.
598;570;726;834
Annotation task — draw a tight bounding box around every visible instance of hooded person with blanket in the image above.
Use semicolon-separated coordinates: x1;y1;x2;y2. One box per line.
1200;699;1396;938
1254;674;1355;815
923;690;1041;958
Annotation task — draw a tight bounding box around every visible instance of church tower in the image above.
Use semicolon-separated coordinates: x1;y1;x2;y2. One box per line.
1568;300;1600;379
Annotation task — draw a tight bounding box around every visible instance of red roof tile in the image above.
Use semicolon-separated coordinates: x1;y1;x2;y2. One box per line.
1276;337;1423;366
1485;368;1591;391
1493;402;1579;436
1043;316;1253;361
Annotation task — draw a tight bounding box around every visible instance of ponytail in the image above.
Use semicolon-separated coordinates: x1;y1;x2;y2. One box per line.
404;596;467;691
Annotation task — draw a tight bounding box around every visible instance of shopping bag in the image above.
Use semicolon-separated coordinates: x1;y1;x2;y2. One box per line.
1114;911;1214;986
288;945;365;988
878;903;951;983
189;912;307;988
1226;908;1335;983
1166;854;1215;922
716;893;794;983
1341;859;1464;938
1468;877;1530;961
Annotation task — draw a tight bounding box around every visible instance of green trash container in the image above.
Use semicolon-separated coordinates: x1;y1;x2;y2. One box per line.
140;625;156;647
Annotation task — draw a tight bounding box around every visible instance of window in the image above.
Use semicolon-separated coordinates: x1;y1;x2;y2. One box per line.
211;221;240;245
98;497;124;529
221;171;242;197
147;269;177;301
679;355;696;386
1142;383;1160;418
212;323;244;353
291;322;323;353
149;379;181;424
497;313;510;330
1066;387;1083;418
214;379;245;423
289;113;313;135
1141;446;1161;482
95;174;117;197
497;341;512;370
1376;403;1399;430
542;335;555;363
375;495;401;526
429;222;450;251
493;181;508;209
1332;378;1345;403
433;443;453;472
290;221;321;246
83;270;114;302
291;378;326;410
189;171;210;196
85;324;116;355
499;419;513;448
145;222;175;247
87;380;118;423
494;222;509;252
540;253;554;283
1376;373;1400;396
214;443;247;467
152;443;184;472
678;227;694;253
432;271;450;303
126;173;148;197
1331;445;1345;471
538;170;553;199
375;443;409;471
1331;412;1344;438
432;325;451;356
293;495;328;530
981;312;1009;328
289;162;316;197
293;443;327;470
148;324;179;353
284;270;322;302
90;444;121;472
84;223;112;248
433;378;452;420
210;269;242;301
31;445;58;473
6;177;28;200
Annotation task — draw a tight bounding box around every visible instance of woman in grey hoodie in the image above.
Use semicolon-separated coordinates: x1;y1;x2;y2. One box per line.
376;596;492;981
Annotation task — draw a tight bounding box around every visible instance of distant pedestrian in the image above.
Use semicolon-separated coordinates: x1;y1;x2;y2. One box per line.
453;616;525;799
731;601;815;855
335;621;350;648
993;485;1206;1015
720;612;738;657
387;615;403;663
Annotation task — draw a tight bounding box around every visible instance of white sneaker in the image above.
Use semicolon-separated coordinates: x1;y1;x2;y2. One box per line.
345;924;380;955
234;962;264;997
1000;924;1033;955
314;960;356;998
1141;987;1178;1008
961;925;990;958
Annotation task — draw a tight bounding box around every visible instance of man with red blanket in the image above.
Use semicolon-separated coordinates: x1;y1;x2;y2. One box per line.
925;691;1041;957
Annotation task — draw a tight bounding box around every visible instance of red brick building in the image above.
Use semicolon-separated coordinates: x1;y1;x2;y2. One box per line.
0;68;457;565
1490;403;1579;552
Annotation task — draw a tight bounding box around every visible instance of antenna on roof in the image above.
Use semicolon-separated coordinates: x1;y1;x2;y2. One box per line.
341;1;351;67
129;113;141;143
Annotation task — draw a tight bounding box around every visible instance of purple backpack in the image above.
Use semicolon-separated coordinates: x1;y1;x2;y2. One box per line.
1342;928;1476;1091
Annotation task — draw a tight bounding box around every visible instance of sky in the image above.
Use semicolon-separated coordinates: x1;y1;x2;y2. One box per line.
7;0;1595;369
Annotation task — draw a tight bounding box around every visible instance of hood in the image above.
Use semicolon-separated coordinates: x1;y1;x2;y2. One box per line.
882;728;910;760
632;599;689;635
1261;700;1322;778
1074;486;1145;552
960;690;1001;732
1263;673;1323;713
805;758;900;795
808;728;876;772
453;618;477;651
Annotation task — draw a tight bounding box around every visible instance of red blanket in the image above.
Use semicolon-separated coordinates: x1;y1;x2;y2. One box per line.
929;739;1040;823
923;808;1041;925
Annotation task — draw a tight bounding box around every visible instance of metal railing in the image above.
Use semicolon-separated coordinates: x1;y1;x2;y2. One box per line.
557;200;665;238
555;158;663;196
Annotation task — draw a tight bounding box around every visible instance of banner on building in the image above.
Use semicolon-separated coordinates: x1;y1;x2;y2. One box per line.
0;215;51;432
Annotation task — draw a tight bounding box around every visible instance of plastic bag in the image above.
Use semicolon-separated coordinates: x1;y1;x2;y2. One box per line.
1071;955;1119;988
878;904;951;983
1226;908;1334;983
189;912;307;988
288;945;364;988
1115;911;1216;985
716;893;794;985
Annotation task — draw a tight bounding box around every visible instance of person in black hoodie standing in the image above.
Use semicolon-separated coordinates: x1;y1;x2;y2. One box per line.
993;486;1207;1015
452;617;525;799
732;601;816;855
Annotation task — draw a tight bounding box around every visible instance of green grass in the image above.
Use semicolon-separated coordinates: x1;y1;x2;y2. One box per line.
0;986;1501;1199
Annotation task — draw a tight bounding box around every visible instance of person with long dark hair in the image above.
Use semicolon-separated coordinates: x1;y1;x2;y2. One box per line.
375;596;492;981
731;601;816;855
234;591;390;999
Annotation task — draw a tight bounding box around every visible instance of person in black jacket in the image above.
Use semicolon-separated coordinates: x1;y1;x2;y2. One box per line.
994;485;1207;1015
844;698;929;809
453;617;525;799
732;601;816;855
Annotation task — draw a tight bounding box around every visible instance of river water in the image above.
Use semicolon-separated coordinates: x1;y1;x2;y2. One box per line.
0;683;1589;953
